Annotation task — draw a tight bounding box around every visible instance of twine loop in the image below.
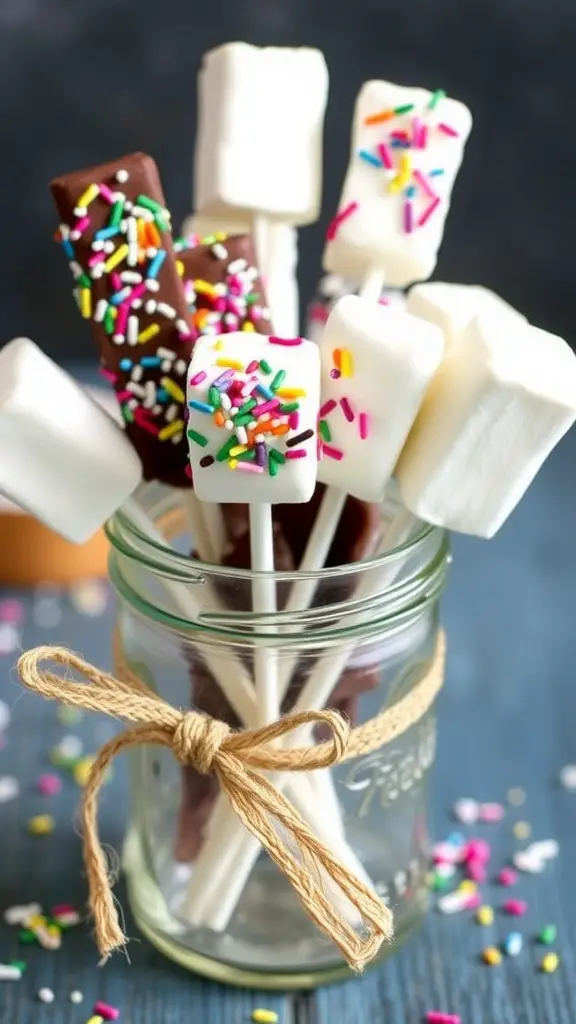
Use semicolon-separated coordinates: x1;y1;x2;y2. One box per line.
16;631;445;973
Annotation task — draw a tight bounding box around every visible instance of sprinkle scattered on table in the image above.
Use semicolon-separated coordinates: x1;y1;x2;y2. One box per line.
541;952;560;973
69;988;84;1003
558;764;576;790
37;986;55;1003
28;813;55;836
251;1010;279;1024
0;775;19;803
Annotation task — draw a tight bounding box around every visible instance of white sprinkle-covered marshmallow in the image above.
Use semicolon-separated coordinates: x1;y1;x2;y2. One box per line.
0;338;142;543
194;43;328;225
324;81;472;287
186;332;320;504
407;281;526;351
317;295;443;502
396;315;576;537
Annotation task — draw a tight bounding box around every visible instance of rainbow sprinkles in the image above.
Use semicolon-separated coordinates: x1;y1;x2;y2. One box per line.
186;333;320;504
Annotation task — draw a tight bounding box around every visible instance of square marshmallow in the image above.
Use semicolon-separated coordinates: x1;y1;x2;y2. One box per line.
407;282;526;351
317;295;444;502
0;338;142;543
187;332;320;503
194;43;329;226
324;81;472;287
396;315;576;537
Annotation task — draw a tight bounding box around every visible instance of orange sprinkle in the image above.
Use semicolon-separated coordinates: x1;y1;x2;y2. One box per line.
333;348;342;370
147;223;162;249
216;358;244;370
194;309;210;329
214;411;225;427
271;423;290;436
364;109;394;126
137;219;148;248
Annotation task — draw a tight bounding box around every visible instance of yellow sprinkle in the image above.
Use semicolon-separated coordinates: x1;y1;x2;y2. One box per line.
340;349;354;377
161;377;185;403
229;445;248;458
458;880;477;894
228;459;238;469
389;153;412;194
242;322;256;332
251;1011;279;1024
194;279;217;297
74;756;95;787
138;323;161;344
176;259;185;277
507;787;526;806
476;905;494;927
214;339;224;350
216;357;244;370
513;821;531;840
77;183;99;209
103;243;129;272
28;915;48;929
275;388;307;399
482;946;502;966
86;1017;105;1024
80;288;92;319
159;420;184;441
28;814;54;836
541;952;559;973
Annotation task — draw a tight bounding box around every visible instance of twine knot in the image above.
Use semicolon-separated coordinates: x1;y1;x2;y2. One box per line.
173;713;230;771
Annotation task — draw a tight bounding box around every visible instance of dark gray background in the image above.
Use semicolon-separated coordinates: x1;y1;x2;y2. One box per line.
2;0;574;361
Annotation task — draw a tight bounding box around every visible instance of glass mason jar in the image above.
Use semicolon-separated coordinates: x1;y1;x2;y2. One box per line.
106;482;449;989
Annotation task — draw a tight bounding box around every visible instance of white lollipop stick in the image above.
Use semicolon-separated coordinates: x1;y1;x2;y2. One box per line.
249;503;279;725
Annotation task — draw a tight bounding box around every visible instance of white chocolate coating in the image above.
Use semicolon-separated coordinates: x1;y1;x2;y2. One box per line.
407;281;526;351
186;332;320;503
0;338;142;543
194;43;329;226
324;81;472;287
396;315;576;537
317;295;444;502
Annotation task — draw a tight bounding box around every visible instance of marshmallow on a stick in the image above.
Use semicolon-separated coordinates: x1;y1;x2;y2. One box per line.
407;281;526;351
324;82;472;288
194;43;329;226
396;314;576;537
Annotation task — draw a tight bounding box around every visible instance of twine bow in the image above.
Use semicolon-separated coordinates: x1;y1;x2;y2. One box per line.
17;645;394;972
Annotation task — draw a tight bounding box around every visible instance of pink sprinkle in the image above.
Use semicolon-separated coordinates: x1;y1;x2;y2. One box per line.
115;390;132;402
479;802;505;823
390;130;410;141
252;400;280;417
418;196;441;228
412;117;423;146
285;449;306;459
308;302;329;324
190;371;207;386
93;1002;120;1022
465;839;491;865
234;462;264;474
73;215;90;235
99;367;117;383
111;272;122;292
378;296;391;306
51;903;76;916
359;412;370;439
320;399;337;418
323;445;344;461
0;599;25;625
115;303;129;337
377;141;394;169
326;201;359;241
37;773;62;797
426;1013;461;1024
403;200;414;234
419;125;429;148
339;397;355;422
438;122;459;137
88;251;106;268
289;412;300;430
99;183;115;203
413;169;436;199
498;867;518;887
245;360;259;373
128;282;147;304
466;859;486;883
503;898;527;917
464;893;482;911
134;408;160;435
269;336;303;346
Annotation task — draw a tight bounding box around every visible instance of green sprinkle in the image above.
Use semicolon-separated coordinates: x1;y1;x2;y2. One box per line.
259;359;272;374
77;273;92;289
237;398;257;416
236;448;256;462
278;402;299;413
216;437;237;461
104;308;116;335
428;88;446;110
394;103;415;115
269;449;286;465
268;454;279;476
539;925;557;945
135;194;164;214
18;931;37;945
245;292;259;305
154;213;169;233
10;960;26;972
109;200;124;228
121;405;134;425
187;428;208;448
234;413;257;427
208;386;221;408
270;369;286;392
319;419;331;443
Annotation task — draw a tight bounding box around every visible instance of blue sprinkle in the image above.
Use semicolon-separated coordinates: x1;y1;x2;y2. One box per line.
94;226;120;241
429;168;445;177
504;932;523;957
405;185;417;198
156;389;169;403
446;831;465;847
110;288;131;306
61;239;74;260
358;149;381;168
256;383;274;400
141;356;161;368
147;249;167;279
119;358;133;371
188;399;215;414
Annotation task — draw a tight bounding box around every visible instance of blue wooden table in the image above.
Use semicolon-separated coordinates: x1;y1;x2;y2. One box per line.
1;427;575;1023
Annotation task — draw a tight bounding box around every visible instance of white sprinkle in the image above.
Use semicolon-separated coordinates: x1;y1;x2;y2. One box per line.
58;734;83;759
69;990;83;1004
94;299;108;323
160;360;172;372
120;271;142;284
59;223;70;240
152;404;162;415
0;700;10;731
225;419;234;430
112;190;126;203
69;260;83;279
0;623;20;655
132;365;144;383
559;764;576;790
530;839;559;860
176;318;189;333
144;381;156;408
157;347;175;361
127;399;138;411
132;205;154;221
175;359;186;375
91;240;105;252
124;200;133;212
157;302;176;319
127;217;138;243
212;243;228;260
0;965;22;981
228;258;248;274
224;314;238;326
166;404;178;422
70;230;81;242
37;987;55;1004
104;241;116;254
112;333;125;345
236;426;248;445
73;205;87;218
119;220;127;232
145;300;157;315
128;242;139;267
4;902;41;925
90;265;105;280
146;246;158;259
69;579;109;618
127;382;145;398
245;266;258;283
116;169;129;184
220;393;232;411
146;279;160;293
513;849;544;874
453;798;479;825
255;433;265;444
437;892;469;914
131;298;143;310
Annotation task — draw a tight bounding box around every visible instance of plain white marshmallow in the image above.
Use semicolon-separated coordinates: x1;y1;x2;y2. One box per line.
396;314;576;537
407;281;526;351
0;338;142;543
187;332;320;504
194;43;329;226
317;295;444;502
324;80;472;287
